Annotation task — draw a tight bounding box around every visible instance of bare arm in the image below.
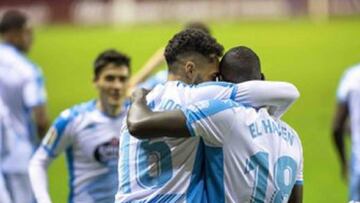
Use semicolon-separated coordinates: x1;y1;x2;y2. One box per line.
128;47;165;89
127;89;190;139
32;105;50;140
288;185;303;203
332;102;349;180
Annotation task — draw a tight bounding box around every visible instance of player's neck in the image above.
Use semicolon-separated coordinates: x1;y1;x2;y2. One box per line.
96;100;123;118
167;73;188;83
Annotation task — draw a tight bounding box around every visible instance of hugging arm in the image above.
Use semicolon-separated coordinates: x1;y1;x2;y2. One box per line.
127;89;190;139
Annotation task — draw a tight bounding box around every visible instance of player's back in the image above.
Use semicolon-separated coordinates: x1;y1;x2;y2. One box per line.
0;43;46;145
117;81;210;203
183;100;303;203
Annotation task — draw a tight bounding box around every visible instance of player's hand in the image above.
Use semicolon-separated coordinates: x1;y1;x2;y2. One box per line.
131;88;150;103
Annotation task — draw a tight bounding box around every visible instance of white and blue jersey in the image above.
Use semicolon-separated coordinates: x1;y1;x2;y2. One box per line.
29;100;128;203
116;80;299;203
139;70;168;90
0;99;12;203
182;99;304;203
0;43;47;173
337;64;360;201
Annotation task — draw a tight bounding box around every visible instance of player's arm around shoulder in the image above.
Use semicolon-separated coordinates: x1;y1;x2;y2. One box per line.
127;89;191;139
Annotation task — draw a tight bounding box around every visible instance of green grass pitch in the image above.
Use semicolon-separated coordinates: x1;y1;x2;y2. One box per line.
29;19;360;202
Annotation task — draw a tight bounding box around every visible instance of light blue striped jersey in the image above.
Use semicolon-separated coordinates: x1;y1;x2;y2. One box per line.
34;100;128;203
0;43;47;173
336;64;360;201
182;99;303;203
116;80;299;203
139;70;168;90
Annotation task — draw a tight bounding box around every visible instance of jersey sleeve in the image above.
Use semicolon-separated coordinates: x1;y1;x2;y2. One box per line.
29;109;75;203
336;70;353;104
41;109;74;158
181;99;238;147
190;81;299;118
23;66;47;108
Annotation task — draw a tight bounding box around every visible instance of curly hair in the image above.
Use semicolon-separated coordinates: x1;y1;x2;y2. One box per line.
94;49;131;78
0;10;27;34
164;29;223;73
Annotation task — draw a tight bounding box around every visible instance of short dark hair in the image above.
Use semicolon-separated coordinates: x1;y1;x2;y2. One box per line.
220;46;261;83
0;10;27;34
164;29;223;73
184;22;211;35
94;49;131;78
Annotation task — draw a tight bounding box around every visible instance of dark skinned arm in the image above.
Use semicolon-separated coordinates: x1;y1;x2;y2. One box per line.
127;89;191;139
32;105;49;140
332;102;349;180
288;185;303;203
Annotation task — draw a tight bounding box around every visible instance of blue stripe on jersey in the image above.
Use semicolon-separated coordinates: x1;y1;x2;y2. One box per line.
182;100;240;132
186;139;206;202
204;146;225;203
48;100;96;156
119;130;131;193
66;146;75;203
196;81;234;88
230;84;238;100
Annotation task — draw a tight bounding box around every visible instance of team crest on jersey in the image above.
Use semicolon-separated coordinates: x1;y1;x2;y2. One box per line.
94;137;119;166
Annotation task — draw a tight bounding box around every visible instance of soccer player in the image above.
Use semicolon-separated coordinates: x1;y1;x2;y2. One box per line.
131;22;212;90
28;50;131;203
332;63;360;202
126;46;303;203
115;30;299;202
0;10;49;203
0;99;12;203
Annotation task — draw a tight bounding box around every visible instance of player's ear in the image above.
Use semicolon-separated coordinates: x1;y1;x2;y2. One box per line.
184;61;195;81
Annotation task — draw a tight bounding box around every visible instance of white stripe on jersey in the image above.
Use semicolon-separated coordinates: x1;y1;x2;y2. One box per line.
182;99;303;203
116;80;299;203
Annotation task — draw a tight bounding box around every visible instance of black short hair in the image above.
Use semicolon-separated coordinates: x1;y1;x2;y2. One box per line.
94;49;131;78
220;46;261;83
164;29;223;73
184;22;211;35
0;10;27;34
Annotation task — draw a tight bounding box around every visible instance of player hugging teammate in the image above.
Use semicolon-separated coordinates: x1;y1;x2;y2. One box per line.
0;9;303;203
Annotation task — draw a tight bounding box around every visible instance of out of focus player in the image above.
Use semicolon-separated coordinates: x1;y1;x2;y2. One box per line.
332;64;360;202
0;10;49;203
116;30;299;202
29;50;131;203
131;22;211;90
0;99;12;203
127;46;303;203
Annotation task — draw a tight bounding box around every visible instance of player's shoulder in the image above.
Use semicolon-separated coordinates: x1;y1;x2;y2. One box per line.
56;100;97;125
342;63;360;81
278;119;302;147
0;43;42;78
186;99;244;121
